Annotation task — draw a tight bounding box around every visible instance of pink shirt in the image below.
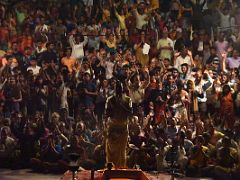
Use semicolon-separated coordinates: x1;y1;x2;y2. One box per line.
215;40;228;56
226;57;240;69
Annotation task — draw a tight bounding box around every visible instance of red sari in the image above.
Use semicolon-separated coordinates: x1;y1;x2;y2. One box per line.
220;93;235;129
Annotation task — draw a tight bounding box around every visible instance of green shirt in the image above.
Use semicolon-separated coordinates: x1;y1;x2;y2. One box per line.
16;10;26;25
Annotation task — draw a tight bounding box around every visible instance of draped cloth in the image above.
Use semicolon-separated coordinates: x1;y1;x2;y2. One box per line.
105;120;128;168
105;95;132;168
135;47;149;67
188;80;199;113
220;93;234;129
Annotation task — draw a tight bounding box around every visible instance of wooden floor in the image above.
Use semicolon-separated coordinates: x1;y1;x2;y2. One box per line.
0;169;60;180
0;169;212;180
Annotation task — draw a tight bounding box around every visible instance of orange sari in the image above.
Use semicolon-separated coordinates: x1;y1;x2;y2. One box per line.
220;93;234;129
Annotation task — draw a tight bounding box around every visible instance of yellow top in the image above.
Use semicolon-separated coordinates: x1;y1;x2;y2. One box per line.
190;145;209;167
150;0;160;10
103;9;111;22
61;56;77;73
106;37;117;49
115;10;128;30
210;131;224;145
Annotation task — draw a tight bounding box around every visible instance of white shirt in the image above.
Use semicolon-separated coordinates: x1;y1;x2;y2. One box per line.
59;84;70;109
105;60;115;80
129;84;145;104
180;72;194;83
27;65;41;76
134;10;148;30
175;55;192;72
219;12;231;29
35;24;49;33
69;35;88;59
195;78;213;103
83;0;93;6
157;38;174;59
35;47;46;54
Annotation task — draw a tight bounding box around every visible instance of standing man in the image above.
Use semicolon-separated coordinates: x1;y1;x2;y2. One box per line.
157;28;173;61
174;47;194;73
105;81;132;168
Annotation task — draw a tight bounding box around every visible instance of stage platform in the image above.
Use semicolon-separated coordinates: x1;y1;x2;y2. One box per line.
62;169;173;180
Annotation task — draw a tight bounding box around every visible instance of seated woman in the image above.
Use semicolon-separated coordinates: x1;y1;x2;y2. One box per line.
0;127;17;168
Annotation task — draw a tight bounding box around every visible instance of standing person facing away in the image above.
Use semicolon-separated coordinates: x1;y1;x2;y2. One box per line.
105;80;132;168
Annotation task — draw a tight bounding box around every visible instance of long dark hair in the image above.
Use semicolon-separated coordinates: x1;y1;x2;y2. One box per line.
222;84;231;96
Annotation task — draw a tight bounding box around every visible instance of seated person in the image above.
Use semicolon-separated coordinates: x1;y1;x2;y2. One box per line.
215;136;238;172
187;135;209;177
178;131;193;156
92;143;106;170
127;146;152;170
31;134;62;173
202;136;239;179
0;127;17;168
40;135;62;162
165;137;188;171
63;135;95;170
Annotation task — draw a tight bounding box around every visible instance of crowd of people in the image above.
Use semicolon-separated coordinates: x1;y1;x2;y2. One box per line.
1;0;240;179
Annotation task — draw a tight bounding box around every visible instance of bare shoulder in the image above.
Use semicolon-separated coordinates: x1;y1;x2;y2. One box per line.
183;89;189;95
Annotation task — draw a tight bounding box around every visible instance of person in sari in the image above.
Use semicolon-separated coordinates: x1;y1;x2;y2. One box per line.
220;84;235;130
149;79;166;124
134;30;149;67
186;80;199;118
105;81;132;168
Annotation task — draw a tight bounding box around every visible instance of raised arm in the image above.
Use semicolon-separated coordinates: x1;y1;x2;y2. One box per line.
187;50;194;67
125;71;135;91
69;34;75;47
82;35;88;46
99;28;107;43
173;52;180;67
221;52;227;72
81;29;88;46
